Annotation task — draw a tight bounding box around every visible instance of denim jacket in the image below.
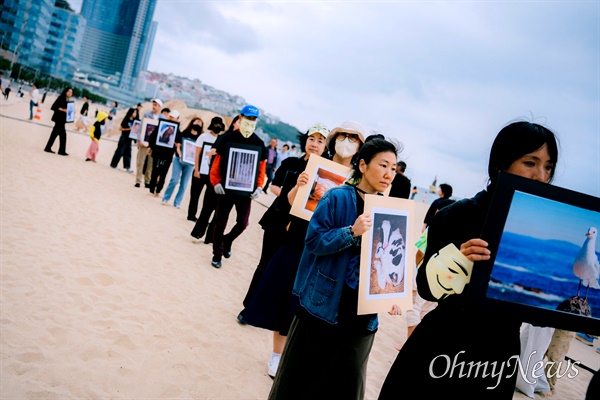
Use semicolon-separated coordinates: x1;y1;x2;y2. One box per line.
293;185;379;331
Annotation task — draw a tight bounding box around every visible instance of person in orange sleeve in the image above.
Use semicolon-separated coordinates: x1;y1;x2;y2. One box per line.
209;105;267;268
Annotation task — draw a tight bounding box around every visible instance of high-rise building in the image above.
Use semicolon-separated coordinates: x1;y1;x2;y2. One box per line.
41;1;86;80
0;0;55;68
78;0;157;90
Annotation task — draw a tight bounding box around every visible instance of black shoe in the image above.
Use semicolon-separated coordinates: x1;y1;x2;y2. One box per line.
144;183;150;188
187;216;197;222
211;257;222;268
85;158;92;162
204;239;212;245
223;242;232;259
58;152;69;156
134;183;140;187
191;234;202;243
236;311;247;325
44;149;55;154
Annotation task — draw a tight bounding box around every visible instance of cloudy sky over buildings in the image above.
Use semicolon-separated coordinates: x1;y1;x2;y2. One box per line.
71;1;599;199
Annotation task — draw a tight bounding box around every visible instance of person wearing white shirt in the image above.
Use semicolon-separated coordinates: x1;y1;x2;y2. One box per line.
29;83;40;120
275;144;290;170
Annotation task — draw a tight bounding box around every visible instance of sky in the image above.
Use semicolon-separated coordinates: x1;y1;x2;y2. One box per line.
504;191;600;246
70;0;600;200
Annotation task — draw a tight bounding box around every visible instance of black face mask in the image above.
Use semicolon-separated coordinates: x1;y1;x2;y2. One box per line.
212;124;224;133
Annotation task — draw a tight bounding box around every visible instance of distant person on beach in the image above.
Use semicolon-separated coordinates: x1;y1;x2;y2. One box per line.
410;185;418;199
208;105;267;268
110;106;138;172
41;90;47;104
191;115;241;244
4;86;11;100
148;109;180;196
85;111;108;162
134;98;163;188
379;121;560;399
188;116;225;222
422;182;453;232
276;144;290;170
29;83;40;120
263;138;279;194
161;117;204;208
106;101;118;137
77;96;90;131
43;87;73;156
269;138;399;399
389;160;411;199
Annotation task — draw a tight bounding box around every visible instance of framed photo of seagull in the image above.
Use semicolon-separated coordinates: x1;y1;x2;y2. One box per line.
468;172;600;335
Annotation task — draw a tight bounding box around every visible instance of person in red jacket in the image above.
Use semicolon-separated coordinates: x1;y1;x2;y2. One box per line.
209;105;267;268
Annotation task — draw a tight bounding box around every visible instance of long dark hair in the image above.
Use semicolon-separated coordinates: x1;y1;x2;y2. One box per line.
487;121;559;189
183;117;204;134
225;115;241;134
51;87;72;111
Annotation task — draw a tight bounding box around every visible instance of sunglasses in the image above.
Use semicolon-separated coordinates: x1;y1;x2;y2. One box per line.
335;132;360;143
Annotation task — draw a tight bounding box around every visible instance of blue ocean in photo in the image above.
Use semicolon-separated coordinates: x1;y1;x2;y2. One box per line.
489;232;600;318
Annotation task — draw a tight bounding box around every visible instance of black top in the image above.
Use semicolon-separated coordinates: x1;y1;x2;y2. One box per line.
80;101;89;116
389;173;411;199
214;130;268;182
423;196;451;226
92;120;103;140
51;96;68;123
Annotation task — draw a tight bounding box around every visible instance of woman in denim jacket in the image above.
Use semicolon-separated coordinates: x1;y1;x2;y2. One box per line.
269;138;399;400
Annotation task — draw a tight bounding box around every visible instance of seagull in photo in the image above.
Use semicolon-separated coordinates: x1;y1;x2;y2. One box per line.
573;227;600;298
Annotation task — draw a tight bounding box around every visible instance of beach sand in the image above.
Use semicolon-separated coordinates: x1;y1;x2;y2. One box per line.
1;96;596;399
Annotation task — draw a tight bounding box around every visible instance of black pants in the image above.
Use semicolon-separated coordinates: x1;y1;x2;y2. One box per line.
187;174;210;219
44;122;67;153
264;163;275;191
212;195;252;261
110;134;132;169
191;181;217;240
148;156;172;194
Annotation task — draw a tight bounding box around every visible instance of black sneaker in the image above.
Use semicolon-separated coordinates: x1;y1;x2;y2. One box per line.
44;149;55;154
134;183;140;188
236;311;247;325
211;258;222;268
57;152;69;156
144;183;150;188
187;216;197;222
223;241;232;258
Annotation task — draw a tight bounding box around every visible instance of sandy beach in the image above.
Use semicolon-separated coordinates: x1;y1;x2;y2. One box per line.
1;96;596;399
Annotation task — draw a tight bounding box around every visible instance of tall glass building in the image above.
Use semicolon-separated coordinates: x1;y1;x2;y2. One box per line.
0;0;55;68
78;0;157;90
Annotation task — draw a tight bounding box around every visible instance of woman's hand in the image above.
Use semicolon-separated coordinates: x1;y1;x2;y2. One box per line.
388;304;402;316
351;213;372;237
296;171;309;187
193;170;200;178
459;238;491;262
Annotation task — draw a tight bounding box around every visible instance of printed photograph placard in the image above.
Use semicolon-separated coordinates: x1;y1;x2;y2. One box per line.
199;142;213;176
181;139;196;165
224;144;262;195
155;120;179;148
128;120;141;140
290;154;352;221
469;172;600;335
358;195;415;315
66;101;75;123
139;118;158;147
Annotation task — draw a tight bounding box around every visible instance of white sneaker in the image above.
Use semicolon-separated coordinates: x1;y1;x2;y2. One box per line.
161;200;168;205
268;353;281;378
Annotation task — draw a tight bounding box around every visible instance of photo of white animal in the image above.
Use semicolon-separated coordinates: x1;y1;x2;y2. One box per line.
372;216;407;293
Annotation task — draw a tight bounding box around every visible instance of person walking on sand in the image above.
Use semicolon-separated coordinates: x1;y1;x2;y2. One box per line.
161;117;204;208
148;109;180;196
44;87;73;156
187;116;225;221
85;111;108;162
110;106;138;171
29;83;40;120
78;95;90;131
208;105;267;268
263;138;278;194
134;98;163;188
106;101;118;137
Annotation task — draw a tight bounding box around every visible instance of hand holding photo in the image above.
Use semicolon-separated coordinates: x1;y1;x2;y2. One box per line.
128;120;141;140
199;142;213;175
66;101;75;123
155;120;179;148
290;154;352;221
139;118;158;147
469;172;600;335
224;143;262;195
181;139;196;165
358;194;415;315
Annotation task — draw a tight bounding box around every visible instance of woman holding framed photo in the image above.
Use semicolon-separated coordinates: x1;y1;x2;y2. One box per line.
268;137;398;399
44;87;73;156
379;121;560;399
162;117;204;208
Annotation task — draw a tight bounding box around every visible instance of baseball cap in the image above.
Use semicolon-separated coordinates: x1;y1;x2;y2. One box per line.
327;121;366;151
169;109;180;119
240;105;260;118
152;98;163;107
307;123;330;138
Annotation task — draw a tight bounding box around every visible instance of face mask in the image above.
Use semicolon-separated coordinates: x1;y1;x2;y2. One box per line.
239;118;257;138
335;138;359;159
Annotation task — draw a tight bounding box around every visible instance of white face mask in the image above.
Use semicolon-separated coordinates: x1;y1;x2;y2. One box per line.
335;138;359;159
240;118;257;138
